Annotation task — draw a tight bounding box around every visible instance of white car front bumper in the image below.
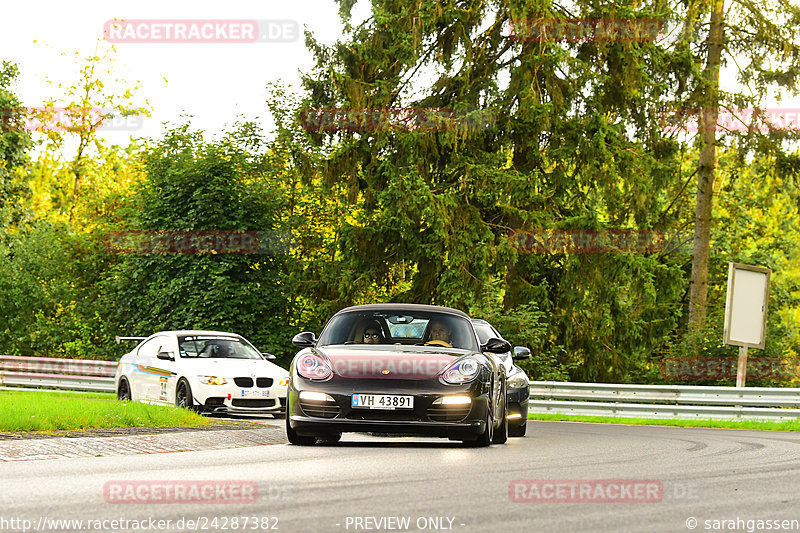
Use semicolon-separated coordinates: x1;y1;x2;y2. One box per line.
189;378;288;414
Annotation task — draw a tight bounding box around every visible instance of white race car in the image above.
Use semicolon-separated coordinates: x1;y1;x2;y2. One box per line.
115;330;289;416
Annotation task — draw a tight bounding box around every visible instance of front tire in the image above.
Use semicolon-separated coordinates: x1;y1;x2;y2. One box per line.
175;379;197;411
492;385;508;444
285;409;316;446
117;378;131;401
509;420;527;437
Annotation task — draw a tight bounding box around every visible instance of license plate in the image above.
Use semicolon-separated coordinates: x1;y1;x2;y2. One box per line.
241;390;269;398
351;394;413;410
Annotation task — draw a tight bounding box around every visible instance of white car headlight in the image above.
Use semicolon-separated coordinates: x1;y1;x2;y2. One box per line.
198;376;227;385
440;357;482;385
507;370;529;390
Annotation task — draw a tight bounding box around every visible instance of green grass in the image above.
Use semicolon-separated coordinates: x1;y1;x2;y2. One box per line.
528;412;800;431
0;390;212;432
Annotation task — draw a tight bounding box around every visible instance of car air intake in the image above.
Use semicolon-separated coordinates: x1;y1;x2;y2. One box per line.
233;377;254;388
427;405;471;422
256;377;273;388
231;399;276;408
299;397;339;419
204;397;225;406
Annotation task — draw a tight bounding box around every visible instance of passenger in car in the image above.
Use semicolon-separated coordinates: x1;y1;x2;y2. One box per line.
361;321;384;344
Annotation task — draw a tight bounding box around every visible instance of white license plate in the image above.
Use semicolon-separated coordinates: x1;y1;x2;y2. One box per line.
351;394;413;410
241;390;270;398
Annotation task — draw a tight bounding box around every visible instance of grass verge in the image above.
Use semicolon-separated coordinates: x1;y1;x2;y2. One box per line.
0;390;211;431
528;412;800;431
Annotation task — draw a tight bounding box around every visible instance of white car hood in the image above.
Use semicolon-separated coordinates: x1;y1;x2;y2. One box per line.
180;358;288;378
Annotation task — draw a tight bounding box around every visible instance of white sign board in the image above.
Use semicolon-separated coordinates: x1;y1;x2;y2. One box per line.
723;263;770;349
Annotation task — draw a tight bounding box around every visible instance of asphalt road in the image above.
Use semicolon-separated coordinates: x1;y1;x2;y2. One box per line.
2;421;800;533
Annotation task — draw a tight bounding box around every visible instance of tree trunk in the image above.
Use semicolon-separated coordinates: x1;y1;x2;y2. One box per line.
688;0;726;330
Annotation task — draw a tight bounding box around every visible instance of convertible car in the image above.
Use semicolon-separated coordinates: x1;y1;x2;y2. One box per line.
286;304;511;446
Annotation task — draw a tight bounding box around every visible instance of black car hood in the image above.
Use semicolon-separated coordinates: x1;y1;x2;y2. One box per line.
312;345;469;380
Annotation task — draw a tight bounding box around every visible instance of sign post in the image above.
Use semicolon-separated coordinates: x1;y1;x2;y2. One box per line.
723;262;771;387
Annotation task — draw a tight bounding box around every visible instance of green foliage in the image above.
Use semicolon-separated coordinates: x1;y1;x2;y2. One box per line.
101;124;295;356
0;220;112;358
0;61;32;231
0;390;209;431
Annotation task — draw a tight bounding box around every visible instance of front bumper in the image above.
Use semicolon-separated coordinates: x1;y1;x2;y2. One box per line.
191;380;288;414
288;377;490;439
507;384;529;426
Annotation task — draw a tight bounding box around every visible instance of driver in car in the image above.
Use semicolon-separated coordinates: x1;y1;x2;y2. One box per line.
361;321;384;344
426;320;452;348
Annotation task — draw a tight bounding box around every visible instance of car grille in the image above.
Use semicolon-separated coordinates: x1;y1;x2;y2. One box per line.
233;377;254;388
427;406;471;422
299;398;339;419
279;397;287;407
256;377;273;388
231;399;275;408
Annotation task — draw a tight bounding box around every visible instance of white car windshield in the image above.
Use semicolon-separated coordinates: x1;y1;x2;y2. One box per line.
178;336;263;359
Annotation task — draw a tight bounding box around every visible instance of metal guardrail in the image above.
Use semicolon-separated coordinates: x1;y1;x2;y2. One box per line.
2;356;798;421
0;355;116;393
528;381;800;421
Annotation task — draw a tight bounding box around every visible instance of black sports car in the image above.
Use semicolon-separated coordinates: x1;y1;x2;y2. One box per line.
471;319;531;437
286;304;511;446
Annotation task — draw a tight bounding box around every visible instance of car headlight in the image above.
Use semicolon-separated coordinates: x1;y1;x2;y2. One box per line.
198;376;227;385
278;378;289;387
296;354;333;381
440;357;481;385
507;371;529;390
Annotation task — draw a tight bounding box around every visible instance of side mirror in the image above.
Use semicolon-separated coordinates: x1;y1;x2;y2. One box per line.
513;346;532;360
483;337;512;354
292;331;317;348
261;352;277;360
156;351;174;361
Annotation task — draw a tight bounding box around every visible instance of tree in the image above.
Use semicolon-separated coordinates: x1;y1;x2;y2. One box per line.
284;0;692;380
683;0;800;328
0;61;32;231
101;124;294;356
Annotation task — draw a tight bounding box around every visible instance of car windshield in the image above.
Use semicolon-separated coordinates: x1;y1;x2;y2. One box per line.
178;336;263;360
317;310;478;350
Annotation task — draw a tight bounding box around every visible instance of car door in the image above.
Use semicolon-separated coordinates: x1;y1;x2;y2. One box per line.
136;335;174;403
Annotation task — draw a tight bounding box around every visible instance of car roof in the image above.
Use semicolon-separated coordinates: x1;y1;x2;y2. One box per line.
150;330;243;337
336;303;470;319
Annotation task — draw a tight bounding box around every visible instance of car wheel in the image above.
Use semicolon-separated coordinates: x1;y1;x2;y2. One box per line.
464;403;493;447
492;385;508;444
117;378;132;401
285;408;316;446
175;379;197;411
509;420;527;437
